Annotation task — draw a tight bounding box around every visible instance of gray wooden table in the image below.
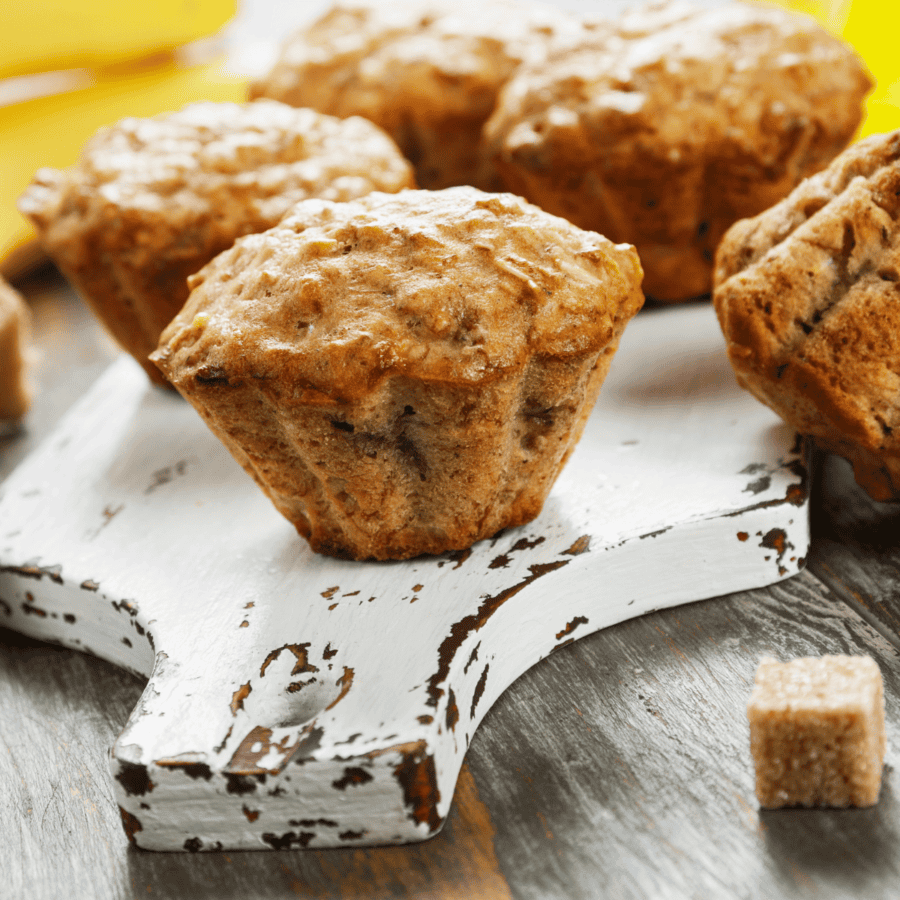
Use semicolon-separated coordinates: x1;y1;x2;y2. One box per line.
3;264;900;900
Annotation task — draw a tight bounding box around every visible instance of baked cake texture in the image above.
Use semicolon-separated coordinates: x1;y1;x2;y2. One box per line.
714;131;900;501
18;100;415;385
0;276;31;426
748;655;885;808
483;0;871;302
249;0;589;192
152;187;644;560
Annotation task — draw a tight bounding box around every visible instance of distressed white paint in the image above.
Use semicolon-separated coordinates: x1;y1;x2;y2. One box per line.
0;303;809;851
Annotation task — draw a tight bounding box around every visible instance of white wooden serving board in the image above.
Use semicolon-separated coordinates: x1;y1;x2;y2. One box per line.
0;302;809;852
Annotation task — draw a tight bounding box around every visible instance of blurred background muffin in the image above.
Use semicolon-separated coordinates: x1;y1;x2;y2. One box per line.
18;100;414;384
0;275;32;428
483;0;871;302
249;0;591;191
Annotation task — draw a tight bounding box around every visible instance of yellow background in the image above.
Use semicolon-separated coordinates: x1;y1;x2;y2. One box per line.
0;0;897;277
0;0;244;276
778;0;898;137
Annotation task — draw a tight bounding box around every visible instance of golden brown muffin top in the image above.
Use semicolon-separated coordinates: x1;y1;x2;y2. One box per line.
153;187;644;402
250;0;591;133
485;0;870;177
716;132;900;291
18;100;415;269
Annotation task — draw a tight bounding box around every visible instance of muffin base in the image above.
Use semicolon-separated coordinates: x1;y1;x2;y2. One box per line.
180;346;618;560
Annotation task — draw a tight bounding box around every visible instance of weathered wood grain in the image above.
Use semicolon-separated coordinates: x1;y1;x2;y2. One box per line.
0;627;141;900
808;450;900;650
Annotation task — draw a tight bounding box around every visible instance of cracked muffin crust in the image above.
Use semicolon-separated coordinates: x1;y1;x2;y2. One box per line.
714;131;900;501
483;0;871;303
18;100;415;385
0;275;31;426
152;187;644;560
249;0;589;192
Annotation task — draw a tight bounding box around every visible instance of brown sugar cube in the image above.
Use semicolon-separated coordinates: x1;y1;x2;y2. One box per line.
0;275;32;426
747;655;886;808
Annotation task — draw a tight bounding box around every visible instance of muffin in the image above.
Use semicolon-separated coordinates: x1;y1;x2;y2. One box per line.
18;100;415;385
714;131;900;502
249;0;590;192
152;187;644;560
483;0;871;303
0;275;31;426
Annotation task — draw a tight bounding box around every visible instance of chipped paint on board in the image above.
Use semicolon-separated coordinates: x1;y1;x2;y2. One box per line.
563;535;591;556
262;830;314;850
426;559;570;708
470;665;490;718
230;683;252;716
392;741;443;834
154;761;213;781
119;807;143;844
332;767;374;790
759;527;794;575
115;762;154;797
325;666;354;711
445;688;459;732
0;561;63;583
260;643;317;678
556;616;589;641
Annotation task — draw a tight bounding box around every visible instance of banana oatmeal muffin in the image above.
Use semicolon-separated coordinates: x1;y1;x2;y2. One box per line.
249;0;589;192
714;131;900;501
18;100;415;385
484;0;871;302
152;187;644;560
0;276;31;426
